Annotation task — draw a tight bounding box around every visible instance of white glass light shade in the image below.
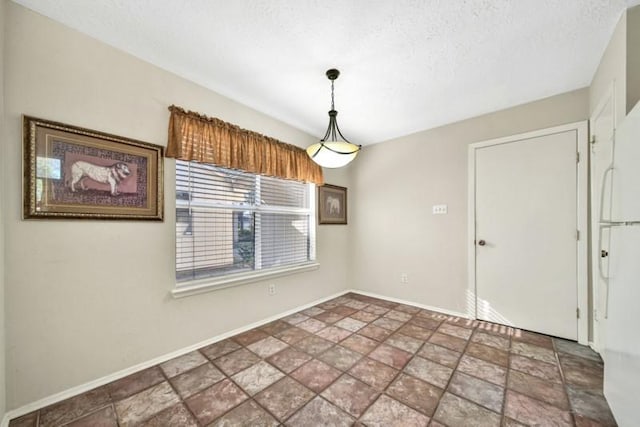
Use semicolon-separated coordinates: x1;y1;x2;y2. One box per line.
306;141;360;168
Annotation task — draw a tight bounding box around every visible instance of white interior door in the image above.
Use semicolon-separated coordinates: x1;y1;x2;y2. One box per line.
473;129;579;340
590;87;615;353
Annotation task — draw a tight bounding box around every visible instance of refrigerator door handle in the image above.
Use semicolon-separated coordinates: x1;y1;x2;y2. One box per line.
599;165;614;223
598;224;612;319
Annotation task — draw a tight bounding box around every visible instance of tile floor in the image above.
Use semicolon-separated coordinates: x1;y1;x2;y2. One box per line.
9;293;616;426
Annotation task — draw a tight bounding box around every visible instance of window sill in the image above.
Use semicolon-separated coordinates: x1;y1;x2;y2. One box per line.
171;262;320;298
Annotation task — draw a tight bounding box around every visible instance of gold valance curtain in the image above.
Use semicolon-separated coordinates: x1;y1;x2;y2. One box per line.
166;105;323;185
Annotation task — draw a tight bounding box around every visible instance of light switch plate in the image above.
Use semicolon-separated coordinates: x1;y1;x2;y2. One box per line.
432;204;447;214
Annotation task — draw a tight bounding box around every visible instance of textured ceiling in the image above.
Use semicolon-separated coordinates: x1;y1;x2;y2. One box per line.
12;0;640;145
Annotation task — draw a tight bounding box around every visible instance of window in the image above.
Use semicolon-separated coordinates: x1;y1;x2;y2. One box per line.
175;160;316;286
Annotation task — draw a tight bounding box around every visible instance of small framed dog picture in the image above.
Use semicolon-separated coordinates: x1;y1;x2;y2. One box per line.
318;184;347;225
23;116;164;220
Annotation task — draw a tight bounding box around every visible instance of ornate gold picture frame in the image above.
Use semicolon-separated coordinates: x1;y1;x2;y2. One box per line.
23;116;164;220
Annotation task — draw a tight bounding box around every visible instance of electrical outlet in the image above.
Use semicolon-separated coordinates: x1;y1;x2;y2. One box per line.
432;204;448;214
400;273;409;284
268;284;276;296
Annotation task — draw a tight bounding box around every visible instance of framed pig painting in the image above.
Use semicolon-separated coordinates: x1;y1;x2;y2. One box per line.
23;116;164;220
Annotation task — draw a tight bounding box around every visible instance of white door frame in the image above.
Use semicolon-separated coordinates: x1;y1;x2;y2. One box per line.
467;121;589;345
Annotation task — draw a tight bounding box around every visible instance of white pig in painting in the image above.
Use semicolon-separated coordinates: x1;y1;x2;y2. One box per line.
69;160;132;196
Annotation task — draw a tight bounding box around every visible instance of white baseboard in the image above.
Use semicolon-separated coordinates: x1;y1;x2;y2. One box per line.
1;289;351;426
348;289;471;320
2;288;464;426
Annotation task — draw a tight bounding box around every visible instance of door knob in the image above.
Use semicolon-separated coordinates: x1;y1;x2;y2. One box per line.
601;250;608;258
478;240;486;246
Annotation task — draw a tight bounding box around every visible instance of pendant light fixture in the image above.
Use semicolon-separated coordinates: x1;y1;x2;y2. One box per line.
306;69;361;168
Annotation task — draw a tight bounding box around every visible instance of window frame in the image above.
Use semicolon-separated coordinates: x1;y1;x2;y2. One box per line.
172;160;319;298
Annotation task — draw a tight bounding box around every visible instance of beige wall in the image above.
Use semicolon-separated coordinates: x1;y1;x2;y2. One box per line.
0;0;6;419
350;89;589;315
590;11;627;121
4;2;351;409
627;6;640;112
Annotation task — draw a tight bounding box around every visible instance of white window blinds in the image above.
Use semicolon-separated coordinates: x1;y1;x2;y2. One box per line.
176;160;316;283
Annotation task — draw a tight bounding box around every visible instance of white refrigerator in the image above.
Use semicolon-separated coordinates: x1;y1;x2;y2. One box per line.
600;101;640;427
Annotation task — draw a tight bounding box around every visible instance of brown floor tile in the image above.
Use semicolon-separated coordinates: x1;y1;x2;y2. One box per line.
418;342;461;368
255;377;315;421
321;374;379;418
231;361;285;396
169;362;226;399
434;392;501;427
66;405;118;427
298;318;328;333
302;307;326;317
350;310;379;323
348;357;398;390
372;317;405;331
387;373;443;416
448;372;504;413
314;310;346;324
319;345;362;371
316;325;352;343
160;351;208;378
200;339;242;361
233;329;270;346
404;357;453;389
504;390;572;427
291;359;342;393
275;326;310;344
559;353;604;389
359;324;393;341
114;382;180;427
334;317;367;332
456;355;507;386
510;341;556;365
385;333;424;353
331;306;359;317
213;348;261;376
362;304;391;316
247;336;289;358
283;313;310;325
140;403;197;426
502;417;528;427
509;354;562;383
107;367;165;401
294;335;334;355
39;387;111;427
285;396;354;427
471;331;510;351
512;330;554;349
410;316;442;331
476;322;515;338
185;379;248;425
267;346;312;373
394;304;421;314
507;369;569;410
369;343;413;369
260;320;292;336
210;399;278;426
444;318;478;329
574;414;615;427
566;385;617;425
465;343;509;367
399;323;434;340
554;339;602;362
438;323;473;340
344;299;369;310
341;334;379;355
360;394;430;426
385;310;413;322
8;412;38;427
429;332;467;352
